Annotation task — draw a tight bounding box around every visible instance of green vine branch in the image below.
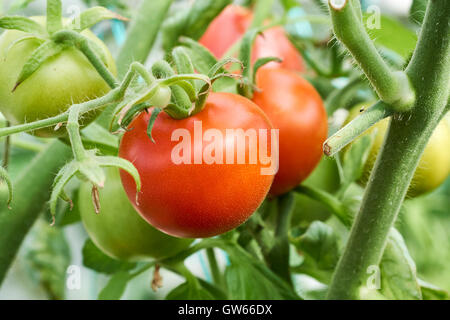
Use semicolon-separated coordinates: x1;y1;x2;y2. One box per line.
328;0;415;112
326;0;450;299
324;101;393;156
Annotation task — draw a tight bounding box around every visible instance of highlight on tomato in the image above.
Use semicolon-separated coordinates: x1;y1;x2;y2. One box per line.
119;92;276;238
199;5;304;72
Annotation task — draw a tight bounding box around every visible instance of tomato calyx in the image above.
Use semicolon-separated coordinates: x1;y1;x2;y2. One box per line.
110;49;242;142
237;27;283;99
0;0;126;91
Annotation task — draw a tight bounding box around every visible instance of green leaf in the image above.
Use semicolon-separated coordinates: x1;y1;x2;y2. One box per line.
13;40;65;91
82;239;136;275
166;281;215;300
46;0;63;35
0;16;46;34
363;14;417;59
98;271;131;300
22;219;71;300
223;244;301;300
419;279;449;300
68;6;127;32
379;229;422;300
295;221;340;271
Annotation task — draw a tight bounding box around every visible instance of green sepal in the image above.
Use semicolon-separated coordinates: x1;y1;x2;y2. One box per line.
172;46;196;89
77;154;107;188
252;56;282;82
50;162;78;218
96;156;142;202
0;16;46;35
179;37;218;74
147;107;162;143
68;6;128;32
4;35;45;58
238;27;264;98
13;40;66;91
46;0;63;35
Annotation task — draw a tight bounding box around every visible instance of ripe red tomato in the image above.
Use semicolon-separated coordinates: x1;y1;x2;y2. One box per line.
252;67;328;196
199;5;304;72
119;92;275;238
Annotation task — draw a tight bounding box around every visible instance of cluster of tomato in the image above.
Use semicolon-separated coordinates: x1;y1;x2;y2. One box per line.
0;5;448;262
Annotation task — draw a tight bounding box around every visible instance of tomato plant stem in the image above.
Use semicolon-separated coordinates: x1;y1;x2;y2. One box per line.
52;30;118;89
2;121;10;169
324;101;392;156
206;248;223;287
295;185;350;227
266;192;295;285
0;141;72;283
116;0;174;77
328;0;415;111
327;0;450;299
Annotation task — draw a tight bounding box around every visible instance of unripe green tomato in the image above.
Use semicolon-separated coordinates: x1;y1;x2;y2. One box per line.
78;168;193;262
0;17;116;137
346;102;450;197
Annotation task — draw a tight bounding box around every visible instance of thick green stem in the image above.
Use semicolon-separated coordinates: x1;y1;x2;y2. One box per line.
328;0;415;111
2;121;10;168
327;0;450;299
116;0;174;77
266;192;295;285
206;248;223;287
0;89;120;138
295;185;350;227
324;101;392;156
0;141;72;283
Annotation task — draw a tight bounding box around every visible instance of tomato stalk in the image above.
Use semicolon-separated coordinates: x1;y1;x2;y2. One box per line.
324;101;393;156
2;121;10;169
266;192;295;285
326;0;450;299
52;30;118;89
295;185;350;227
328;0;415;112
206;248;224;288
0;141;72;283
116;0;174;77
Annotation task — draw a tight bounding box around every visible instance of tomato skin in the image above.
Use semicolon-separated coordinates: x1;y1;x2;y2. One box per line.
252;68;328;196
199;5;304;72
346;103;450;197
79;168;193;262
119;92;275;238
0;17;116;138
199;5;251;59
